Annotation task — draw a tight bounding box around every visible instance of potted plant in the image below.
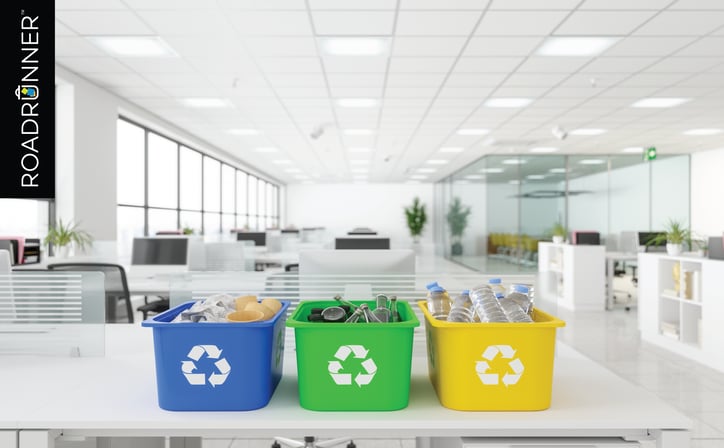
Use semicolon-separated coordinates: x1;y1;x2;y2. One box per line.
44;219;93;258
182;225;195;235
645;219;691;256
404;197;427;245
550;222;567;244
446;197;471;256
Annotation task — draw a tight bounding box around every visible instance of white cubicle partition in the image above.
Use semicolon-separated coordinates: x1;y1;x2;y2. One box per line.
538;242;606;311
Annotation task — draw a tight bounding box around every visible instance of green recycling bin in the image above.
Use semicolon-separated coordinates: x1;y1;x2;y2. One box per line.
286;300;419;411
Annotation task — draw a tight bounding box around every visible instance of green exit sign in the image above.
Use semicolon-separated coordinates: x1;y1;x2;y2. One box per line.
644;147;657;161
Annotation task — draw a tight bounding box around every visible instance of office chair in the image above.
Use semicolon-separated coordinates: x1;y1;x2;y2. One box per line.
48;262;134;323
137;296;169;321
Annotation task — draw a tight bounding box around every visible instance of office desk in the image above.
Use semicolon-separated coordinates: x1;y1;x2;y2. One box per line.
0;326;690;448
605;252;639;310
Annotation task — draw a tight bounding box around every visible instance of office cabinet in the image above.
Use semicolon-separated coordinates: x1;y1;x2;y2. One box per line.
538;242;606;311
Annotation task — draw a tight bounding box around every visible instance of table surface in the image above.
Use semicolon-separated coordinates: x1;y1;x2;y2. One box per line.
0;325;690;440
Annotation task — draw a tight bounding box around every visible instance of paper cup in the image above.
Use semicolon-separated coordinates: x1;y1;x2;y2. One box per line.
226;309;264;322
261;298;282;315
235;295;258;311
244;302;275;320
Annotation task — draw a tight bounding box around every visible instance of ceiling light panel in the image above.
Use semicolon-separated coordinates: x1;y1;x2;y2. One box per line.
456;128;490;136
570;128;607;136
440;147;465;153
484;98;533;108
630;97;691;108
320;38;389;56
88;36;178;57
536;37;619;56
180;98;231;108
683;128;723;136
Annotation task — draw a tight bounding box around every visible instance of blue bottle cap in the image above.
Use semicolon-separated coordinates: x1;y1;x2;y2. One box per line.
430;286;445;293
513;284;529;294
488;278;502;284
495;292;504;299
462;289;470;295
426;281;439;290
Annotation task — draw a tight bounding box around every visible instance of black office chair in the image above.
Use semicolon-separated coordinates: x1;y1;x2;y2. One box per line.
137;296;169;320
47;263;134;323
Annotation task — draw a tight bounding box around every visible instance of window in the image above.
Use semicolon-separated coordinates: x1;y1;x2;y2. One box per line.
116;118;280;242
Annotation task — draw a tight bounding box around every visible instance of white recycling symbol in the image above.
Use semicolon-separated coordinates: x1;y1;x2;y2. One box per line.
475;345;524;387
328;344;377;387
181;345;231;388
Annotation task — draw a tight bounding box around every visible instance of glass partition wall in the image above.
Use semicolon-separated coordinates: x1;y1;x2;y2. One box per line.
438;154;690;273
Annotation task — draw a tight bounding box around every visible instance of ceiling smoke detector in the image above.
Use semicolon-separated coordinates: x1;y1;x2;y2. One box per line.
552;125;568;141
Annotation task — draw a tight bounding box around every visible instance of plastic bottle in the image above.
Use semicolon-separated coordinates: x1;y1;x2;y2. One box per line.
447;289;473;322
389;295;400;322
470;284;508;322
499;285;534;323
508;284;535;316
487;278;507;299
344;306;365;323
427;285;452;320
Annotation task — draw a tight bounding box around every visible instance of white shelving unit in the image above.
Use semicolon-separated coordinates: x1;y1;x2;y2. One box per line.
538;242;606;311
638;253;724;372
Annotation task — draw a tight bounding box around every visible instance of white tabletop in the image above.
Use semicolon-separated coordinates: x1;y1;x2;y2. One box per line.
0;325;690;442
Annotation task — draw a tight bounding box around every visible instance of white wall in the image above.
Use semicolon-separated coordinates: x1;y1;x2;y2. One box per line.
691;148;724;237
286;183;434;249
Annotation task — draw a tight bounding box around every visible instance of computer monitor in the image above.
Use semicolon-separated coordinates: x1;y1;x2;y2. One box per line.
571;231;601;245
708;236;724;260
236;232;266;246
130;237;190;275
638;231;667;252
281;229;300;235
335;237;390;250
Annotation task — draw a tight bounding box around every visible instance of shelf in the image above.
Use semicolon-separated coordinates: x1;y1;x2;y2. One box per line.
660;293;702;306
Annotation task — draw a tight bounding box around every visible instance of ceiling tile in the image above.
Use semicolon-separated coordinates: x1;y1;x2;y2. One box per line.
144;72;210;88
56;11;153;35
464;37;543;56
555;11;657;35
217;0;306;10
323;56;388;73
635;11;724;35
454;57;524;73
494;86;550;97
647;57;722;73
517;56;592;73
670;0;724;9
56;0;127;9
438;86;494;98
326;73;386;87
674;37;724;56
227;11;313;36
476;11;568;36
265;73;327;88
393;37;467;56
258;57;324;74
329;86;384;97
389;57;456;73
489;0;580;8
676;73;724;87
503;73;570;86
559;72;629;88
617;73;691;87
385;87;439;97
113;86;169;98
312;11;395;35
85;72;152;88
604;37;696;57
56;21;76;36
55;36;106;57
121;58;197;74
580;0;673;8
401;0;490;8
396;11;482;36
309;0;396;8
387;73;448;87
580;57;659;73
187;58;261;77
58;57;129;73
138;10;235;36
124;0;209;8
446;73;508;87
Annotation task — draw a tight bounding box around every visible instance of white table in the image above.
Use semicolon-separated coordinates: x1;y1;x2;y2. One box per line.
0;325;690;448
605;252;639;310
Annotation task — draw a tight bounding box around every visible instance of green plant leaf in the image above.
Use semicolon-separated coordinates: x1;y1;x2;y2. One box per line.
44;219;93;251
446;197;471;238
404;197;427;237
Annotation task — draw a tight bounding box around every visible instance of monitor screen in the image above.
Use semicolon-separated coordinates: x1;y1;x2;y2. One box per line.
709;237;724;260
638;231;666;252
572;231;600;245
236;232;266;246
131;238;189;265
281;229;300;234
347;227;377;235
335;237;390;250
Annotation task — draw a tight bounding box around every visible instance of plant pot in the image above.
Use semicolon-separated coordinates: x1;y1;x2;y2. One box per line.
451;242;463;256
666;243;683;256
552;236;564;244
56;245;71;259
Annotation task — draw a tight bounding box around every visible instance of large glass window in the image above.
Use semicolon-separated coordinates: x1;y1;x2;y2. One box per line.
116;118;280;241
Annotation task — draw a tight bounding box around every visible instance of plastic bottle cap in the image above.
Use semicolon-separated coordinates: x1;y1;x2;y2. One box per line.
462;289;470;295
495;293;504;299
425;281;439;290
488;278;502;284
430;286;445;293
513;284;529;293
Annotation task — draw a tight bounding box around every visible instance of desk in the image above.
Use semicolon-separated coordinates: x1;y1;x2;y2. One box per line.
254;251;300;270
0;325;690;448
605;252;639;310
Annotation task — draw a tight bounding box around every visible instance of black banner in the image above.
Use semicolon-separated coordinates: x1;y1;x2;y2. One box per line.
2;1;54;199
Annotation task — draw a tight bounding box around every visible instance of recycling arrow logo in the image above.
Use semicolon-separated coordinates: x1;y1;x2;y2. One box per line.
328;344;377;387
181;345;231;388
475;344;524;387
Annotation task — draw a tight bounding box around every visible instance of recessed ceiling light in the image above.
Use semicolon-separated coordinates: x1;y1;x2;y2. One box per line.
285;168;302;173
480;168;504;173
509;180;521;185
502;159;526;165
254;147;278;153
570;128;607;136
527;174;545;180
88;36;178;57
351;168;368;173
683;128;723;136
456;128;490;136
579;159;606;165
321;37;389;56
465;174;485;180
350;160;370;165
440;147;465;153
180;98;230;108
529;147;559;153
417;168;437;173
549;168;568;173
631;97;690;108
337;98;378;108
484;98;533;108
537;36;618;56
343;129;374;136
621;147;644;153
427;159;449;165
272;159;292;165
348;147;372;153
227;128;260;136
409;175;428;180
